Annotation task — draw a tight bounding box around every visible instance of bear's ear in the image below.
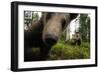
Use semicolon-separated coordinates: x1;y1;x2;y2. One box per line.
70;13;78;20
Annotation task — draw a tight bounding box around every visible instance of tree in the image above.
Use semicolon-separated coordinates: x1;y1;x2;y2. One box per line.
86;16;90;41
32;12;39;21
79;14;90;42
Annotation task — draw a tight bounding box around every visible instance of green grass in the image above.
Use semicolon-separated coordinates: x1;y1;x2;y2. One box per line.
48;41;90;60
31;41;90;60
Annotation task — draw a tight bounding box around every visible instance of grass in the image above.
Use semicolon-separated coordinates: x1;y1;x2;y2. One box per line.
48;41;90;60
32;40;90;60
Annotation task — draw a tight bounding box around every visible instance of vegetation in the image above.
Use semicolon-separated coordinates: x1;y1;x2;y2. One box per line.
32;12;39;21
47;41;90;60
79;14;90;42
32;39;90;60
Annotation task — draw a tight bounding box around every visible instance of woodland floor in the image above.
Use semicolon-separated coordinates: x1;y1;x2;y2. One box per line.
32;41;90;61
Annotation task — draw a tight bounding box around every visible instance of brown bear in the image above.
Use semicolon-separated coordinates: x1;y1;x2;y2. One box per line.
24;12;78;61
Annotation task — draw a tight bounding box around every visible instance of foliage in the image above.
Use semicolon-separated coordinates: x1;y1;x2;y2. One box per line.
31;39;90;60
59;30;66;41
32;12;39;21
79;14;90;42
48;41;90;60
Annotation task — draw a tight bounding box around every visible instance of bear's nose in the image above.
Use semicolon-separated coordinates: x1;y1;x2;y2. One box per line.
44;34;58;46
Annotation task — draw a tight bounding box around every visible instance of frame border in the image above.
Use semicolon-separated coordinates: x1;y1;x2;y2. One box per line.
11;1;98;72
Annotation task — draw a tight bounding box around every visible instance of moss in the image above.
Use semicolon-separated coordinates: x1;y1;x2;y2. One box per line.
48;41;90;60
31;41;90;60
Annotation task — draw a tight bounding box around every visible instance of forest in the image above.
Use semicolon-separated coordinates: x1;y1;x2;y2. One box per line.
24;11;90;61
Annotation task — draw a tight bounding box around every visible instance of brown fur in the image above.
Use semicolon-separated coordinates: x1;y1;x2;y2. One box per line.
24;12;78;61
